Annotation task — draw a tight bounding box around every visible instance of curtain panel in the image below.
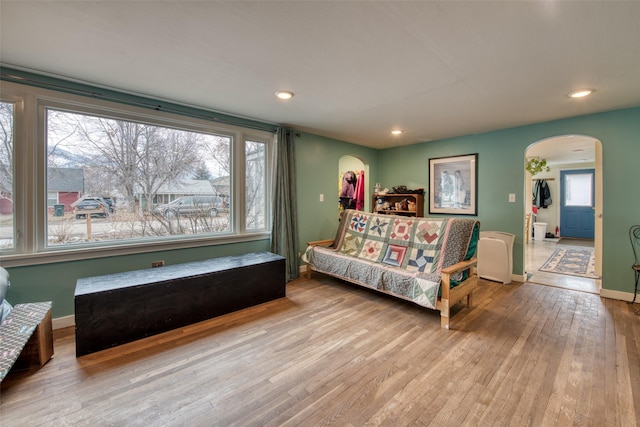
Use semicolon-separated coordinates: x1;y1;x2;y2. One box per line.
271;128;299;281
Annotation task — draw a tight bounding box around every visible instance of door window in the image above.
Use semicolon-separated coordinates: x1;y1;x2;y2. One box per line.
564;173;593;207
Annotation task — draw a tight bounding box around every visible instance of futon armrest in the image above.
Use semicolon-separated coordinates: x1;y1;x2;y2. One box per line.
304;239;336;279
306;239;335;247
441;258;477;276
440;257;477;303
437;259;478;329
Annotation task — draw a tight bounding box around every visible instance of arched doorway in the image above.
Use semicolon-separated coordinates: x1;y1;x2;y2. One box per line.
524;135;602;294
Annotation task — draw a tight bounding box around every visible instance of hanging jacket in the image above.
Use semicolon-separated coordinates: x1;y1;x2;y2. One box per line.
534;179;552;208
339;171;357;199
354;170;365;211
339;171;357;210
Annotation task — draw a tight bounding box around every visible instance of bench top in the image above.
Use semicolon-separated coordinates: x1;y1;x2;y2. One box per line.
75;252;285;296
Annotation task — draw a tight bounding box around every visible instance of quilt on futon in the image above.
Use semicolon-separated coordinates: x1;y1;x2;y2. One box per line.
304;210;478;309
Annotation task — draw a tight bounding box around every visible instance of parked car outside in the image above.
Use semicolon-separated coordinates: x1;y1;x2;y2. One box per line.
72;197;110;219
101;196;116;213
153;195;228;219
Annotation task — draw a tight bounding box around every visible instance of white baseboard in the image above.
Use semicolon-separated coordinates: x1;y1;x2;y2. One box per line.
52;314;75;330
512;273;526;283
600;288;636;302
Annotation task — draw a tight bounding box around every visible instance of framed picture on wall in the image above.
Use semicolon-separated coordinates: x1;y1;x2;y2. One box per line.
429;153;478;215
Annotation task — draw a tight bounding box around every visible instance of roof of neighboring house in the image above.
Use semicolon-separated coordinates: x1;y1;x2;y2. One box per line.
155;179;216;195
48;168;84;192
210;176;229;186
210;176;230;196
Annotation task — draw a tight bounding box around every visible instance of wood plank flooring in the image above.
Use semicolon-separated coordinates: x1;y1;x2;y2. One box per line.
2;276;639;426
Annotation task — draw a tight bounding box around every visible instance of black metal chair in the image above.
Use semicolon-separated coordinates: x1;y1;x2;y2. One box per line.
630;225;640;303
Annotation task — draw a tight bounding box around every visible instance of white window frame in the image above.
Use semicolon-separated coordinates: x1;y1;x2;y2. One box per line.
0;81;274;267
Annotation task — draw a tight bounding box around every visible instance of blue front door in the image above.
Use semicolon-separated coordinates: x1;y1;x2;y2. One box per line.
560;169;595;239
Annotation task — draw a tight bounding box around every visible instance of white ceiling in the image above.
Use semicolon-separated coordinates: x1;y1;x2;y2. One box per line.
2;1;640;159
526;134;596;167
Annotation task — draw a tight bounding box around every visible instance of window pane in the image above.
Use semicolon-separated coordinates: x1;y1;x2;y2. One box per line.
0;101;14;249
564;173;592;206
46;108;231;246
245;140;266;230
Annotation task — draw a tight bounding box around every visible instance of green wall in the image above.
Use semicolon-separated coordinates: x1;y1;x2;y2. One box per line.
377;130;525;273
7;129;377;320
5;240;269;318
295;132;379;252
1;70;280;320
5;107;640;320
295;107;640;295
377;107;640;294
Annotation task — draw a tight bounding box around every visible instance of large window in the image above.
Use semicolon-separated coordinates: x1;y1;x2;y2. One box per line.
46;109;234;245
0;101;14;250
1;81;274;262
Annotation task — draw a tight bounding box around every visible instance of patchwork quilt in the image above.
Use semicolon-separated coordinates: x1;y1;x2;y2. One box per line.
304;210;479;310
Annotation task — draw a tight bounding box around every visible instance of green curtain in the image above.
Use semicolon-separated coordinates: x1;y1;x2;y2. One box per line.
271;127;299;281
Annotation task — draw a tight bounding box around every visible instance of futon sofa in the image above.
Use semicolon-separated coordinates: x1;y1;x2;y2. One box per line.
303;209;480;329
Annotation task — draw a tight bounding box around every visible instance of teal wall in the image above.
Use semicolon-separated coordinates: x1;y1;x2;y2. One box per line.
376;107;640;293
377;131;525;273
6;129;378;320
1;70;279;319
5;239;269;318
295;132;379;252
5;106;640;320
295;107;640;295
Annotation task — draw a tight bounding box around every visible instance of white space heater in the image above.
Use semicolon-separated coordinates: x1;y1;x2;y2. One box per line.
477;231;515;284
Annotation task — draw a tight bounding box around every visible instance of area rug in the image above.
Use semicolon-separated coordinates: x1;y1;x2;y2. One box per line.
539;247;599;279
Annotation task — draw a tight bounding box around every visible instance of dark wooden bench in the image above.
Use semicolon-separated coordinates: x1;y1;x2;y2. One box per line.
0;301;54;381
74;252;286;356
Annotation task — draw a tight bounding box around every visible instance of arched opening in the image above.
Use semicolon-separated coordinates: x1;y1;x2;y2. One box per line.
524;135;602;294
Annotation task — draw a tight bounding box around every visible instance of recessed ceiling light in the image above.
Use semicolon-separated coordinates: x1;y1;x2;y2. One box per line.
568;89;594;98
275;91;294;100
391;129;403;135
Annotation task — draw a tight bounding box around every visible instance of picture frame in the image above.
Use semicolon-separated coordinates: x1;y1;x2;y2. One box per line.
429;153;478;215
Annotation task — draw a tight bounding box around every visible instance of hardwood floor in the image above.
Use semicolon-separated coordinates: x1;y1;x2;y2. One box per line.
2;275;639;426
